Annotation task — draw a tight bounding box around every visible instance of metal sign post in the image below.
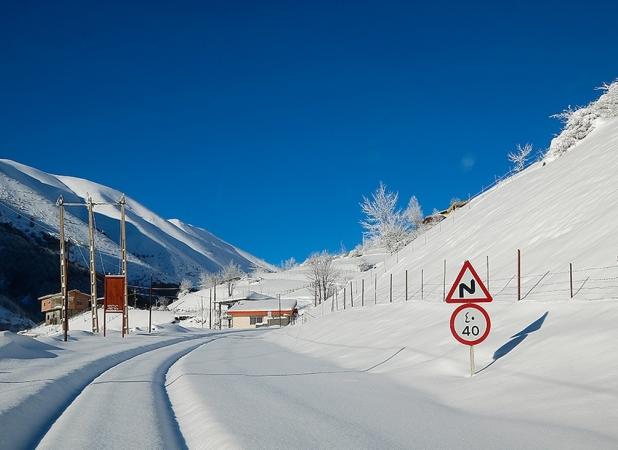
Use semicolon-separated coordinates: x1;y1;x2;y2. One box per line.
450;303;491;377
447;260;493;377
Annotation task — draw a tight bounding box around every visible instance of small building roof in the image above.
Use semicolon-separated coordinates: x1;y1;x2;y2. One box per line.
218;291;279;306
244;292;277;301
228;298;297;313
38;289;89;301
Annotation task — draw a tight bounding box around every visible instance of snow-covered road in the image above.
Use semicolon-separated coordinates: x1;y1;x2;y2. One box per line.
34;337;210;450
4;317;617;449
167;329;616;449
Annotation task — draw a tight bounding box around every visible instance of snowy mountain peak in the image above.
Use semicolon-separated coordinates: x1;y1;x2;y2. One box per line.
0;160;273;284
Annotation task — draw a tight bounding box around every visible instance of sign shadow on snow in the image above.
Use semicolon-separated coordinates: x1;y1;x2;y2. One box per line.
476;311;549;374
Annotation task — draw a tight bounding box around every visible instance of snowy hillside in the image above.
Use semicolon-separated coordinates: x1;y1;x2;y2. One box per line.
173;105;618;316
0;159;275;328
165;106;618;449
0;159;273;284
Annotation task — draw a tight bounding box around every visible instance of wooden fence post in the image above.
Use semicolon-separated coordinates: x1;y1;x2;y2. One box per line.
374;275;377;304
517;249;521;301
389;273;393;303
443;259;447;302
362;279;365;306
486;255;490;290
421;269;424;300
350;281;354;307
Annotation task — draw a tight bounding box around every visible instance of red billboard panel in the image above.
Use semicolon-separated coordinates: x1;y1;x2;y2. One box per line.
104;275;125;313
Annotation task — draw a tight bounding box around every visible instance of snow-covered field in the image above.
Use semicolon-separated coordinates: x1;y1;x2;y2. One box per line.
166;301;618;449
2;89;618;448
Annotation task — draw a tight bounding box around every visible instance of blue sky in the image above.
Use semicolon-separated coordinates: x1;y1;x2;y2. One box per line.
1;1;617;264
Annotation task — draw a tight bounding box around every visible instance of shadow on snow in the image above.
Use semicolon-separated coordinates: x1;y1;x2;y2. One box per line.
477;311;548;374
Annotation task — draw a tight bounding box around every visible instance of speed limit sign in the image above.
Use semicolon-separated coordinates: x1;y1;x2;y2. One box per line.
450;303;491;346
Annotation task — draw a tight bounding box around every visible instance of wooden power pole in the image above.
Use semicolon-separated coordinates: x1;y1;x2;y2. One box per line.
57;196;69;342
119;195;129;335
87;196;99;333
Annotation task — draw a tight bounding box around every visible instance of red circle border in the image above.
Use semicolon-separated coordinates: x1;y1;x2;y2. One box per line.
449;303;491;346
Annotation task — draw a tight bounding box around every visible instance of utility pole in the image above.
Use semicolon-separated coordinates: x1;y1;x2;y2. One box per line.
87;196;99;333
214;283;217;329
119;195;129;335
57;196;69;342
201;296;204;329
278;294;282;328
149;276;152;334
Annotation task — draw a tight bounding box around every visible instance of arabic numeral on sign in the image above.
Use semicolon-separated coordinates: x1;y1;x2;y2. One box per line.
462;325;480;337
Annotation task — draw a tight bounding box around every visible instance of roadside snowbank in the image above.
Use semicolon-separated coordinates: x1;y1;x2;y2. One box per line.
266;300;618;444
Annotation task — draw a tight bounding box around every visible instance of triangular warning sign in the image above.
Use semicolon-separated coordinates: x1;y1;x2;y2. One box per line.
445;260;493;303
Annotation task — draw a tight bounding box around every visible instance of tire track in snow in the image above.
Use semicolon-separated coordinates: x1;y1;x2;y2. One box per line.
1;333;205;450
35;336;216;450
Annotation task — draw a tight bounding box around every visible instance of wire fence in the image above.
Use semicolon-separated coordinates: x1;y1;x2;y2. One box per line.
299;257;618;325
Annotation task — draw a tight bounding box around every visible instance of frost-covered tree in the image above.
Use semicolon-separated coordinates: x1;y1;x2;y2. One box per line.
360;182;422;252
404;196;423;229
507;143;533;172
198;272;212;290
280;257;297;271
220;261;244;297
178;278;193;297
306;251;339;306
546;80;618;161
157;296;169;309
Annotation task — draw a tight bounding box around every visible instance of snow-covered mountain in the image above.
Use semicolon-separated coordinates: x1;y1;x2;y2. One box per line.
0;159;275;288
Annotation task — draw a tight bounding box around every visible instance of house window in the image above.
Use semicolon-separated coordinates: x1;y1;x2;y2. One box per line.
250;316;263;325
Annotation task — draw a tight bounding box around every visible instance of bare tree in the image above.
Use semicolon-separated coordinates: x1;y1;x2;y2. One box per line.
220;261;244;297
305;251;339;306
507;143;533;172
